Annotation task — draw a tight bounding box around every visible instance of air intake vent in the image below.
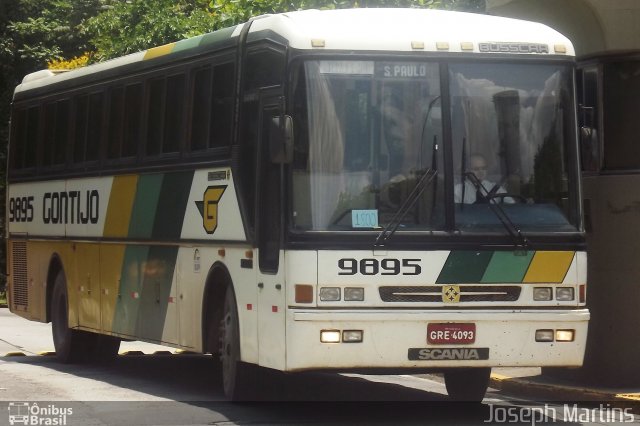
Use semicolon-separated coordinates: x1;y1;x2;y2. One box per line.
11;241;28;308
379;285;521;303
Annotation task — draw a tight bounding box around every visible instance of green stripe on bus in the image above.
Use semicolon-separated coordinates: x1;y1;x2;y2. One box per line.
173;35;204;53
200;26;237;47
128;174;164;239
113;245;149;336
152;171;194;240
481;251;535;283
436;251;493;284
135;245;179;341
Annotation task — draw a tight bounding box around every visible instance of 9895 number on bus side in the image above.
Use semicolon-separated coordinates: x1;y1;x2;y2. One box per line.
338;258;421;275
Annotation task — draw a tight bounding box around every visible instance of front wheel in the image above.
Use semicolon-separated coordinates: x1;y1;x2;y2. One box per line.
444;368;491;402
219;286;255;400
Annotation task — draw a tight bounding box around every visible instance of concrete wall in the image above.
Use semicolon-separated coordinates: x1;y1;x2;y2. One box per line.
487;0;640;56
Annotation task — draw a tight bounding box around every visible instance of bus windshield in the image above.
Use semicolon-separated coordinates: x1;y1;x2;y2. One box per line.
291;59;579;234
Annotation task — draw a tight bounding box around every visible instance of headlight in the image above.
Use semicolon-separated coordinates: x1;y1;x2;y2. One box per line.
533;287;552;301
319;287;341;301
556;287;575;301
344;287;364;301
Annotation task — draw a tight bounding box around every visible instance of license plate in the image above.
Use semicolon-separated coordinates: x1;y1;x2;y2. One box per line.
427;323;476;344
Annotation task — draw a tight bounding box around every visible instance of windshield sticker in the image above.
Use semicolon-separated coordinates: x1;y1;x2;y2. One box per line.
352;209;379;228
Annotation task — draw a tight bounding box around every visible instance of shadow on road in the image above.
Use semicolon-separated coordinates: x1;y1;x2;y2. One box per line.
1;354;495;424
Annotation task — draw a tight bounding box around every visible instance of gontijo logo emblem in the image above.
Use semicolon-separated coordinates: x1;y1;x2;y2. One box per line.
195;186;226;234
442;285;461;303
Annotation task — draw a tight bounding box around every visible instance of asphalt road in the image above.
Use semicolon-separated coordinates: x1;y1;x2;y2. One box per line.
1;308;638;425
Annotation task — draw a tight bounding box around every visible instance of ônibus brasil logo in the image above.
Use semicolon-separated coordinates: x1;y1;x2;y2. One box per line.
8;402;72;425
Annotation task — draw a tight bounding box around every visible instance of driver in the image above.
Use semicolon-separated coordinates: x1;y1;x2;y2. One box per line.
454;154;514;204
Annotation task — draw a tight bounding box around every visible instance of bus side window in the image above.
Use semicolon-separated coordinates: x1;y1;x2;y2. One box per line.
239;47;286;235
211;62;234;149
123;83;143;158
86;92;103;163
145;72;186;157
9;106;40;172
164;73;185;154
73;94;89;164
107;86;125;160
42;99;70;166
9;109;26;171
189;65;213;152
146;77;165;157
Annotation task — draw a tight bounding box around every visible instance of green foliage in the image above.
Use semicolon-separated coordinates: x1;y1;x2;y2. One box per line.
86;0;219;61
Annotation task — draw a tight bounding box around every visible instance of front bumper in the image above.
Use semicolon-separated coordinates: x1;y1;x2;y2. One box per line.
285;309;589;371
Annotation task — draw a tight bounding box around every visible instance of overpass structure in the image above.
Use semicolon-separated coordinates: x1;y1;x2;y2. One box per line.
487;0;640;56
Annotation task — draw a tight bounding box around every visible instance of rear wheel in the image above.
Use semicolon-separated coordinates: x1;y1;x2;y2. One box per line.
51;270;85;363
444;368;491;402
219;286;255;400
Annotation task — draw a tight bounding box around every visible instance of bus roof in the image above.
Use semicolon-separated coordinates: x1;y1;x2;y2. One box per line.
14;8;574;97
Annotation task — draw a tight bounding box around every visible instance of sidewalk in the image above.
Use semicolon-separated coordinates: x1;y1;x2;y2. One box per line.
491;367;640;411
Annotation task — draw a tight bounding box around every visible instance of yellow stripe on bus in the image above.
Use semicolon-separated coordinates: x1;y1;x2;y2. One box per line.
523;251;575;283
99;244;127;334
104;175;138;238
143;43;176;60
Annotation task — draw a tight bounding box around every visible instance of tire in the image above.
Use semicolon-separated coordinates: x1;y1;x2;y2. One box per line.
444;368;491;402
51;270;86;363
219;286;255;401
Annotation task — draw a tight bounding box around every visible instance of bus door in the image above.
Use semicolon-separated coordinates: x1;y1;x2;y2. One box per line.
256;88;286;370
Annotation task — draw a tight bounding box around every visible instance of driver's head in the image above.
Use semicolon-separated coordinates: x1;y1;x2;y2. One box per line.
470;154;488;180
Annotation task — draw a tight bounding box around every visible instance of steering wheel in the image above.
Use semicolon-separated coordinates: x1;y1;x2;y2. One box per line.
485;193;527;204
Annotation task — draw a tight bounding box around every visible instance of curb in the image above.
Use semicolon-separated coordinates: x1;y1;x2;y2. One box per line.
490;374;640;411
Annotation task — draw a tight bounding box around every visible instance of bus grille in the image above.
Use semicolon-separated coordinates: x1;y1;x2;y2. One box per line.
11;241;28;308
379;285;521;303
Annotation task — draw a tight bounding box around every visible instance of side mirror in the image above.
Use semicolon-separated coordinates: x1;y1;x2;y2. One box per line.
269;115;294;164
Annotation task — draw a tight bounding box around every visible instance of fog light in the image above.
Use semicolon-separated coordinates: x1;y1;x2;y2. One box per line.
535;329;554;342
556;287;575;301
319;287;341;301
556;329;575;342
342;330;363;343
533;287;552;301
320;330;341;343
344;287;364;301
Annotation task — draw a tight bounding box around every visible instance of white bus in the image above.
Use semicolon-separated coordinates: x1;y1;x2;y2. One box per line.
6;8;588;401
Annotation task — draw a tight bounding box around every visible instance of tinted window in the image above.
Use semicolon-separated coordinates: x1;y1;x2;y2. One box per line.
86;92;103;162
123;83;143;158
10;109;26;170
190;66;213;151
42;103;55;167
146;77;164;156
107;87;124;159
163;74;185;154
211;63;234;148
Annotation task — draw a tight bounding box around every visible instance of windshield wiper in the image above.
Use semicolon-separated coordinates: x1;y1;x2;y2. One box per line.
463;172;529;250
374;167;438;248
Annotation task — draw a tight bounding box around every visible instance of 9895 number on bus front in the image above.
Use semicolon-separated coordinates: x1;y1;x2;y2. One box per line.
338;258;421;276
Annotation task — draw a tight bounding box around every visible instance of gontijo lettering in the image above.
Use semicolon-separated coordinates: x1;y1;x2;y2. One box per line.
43;190;99;224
